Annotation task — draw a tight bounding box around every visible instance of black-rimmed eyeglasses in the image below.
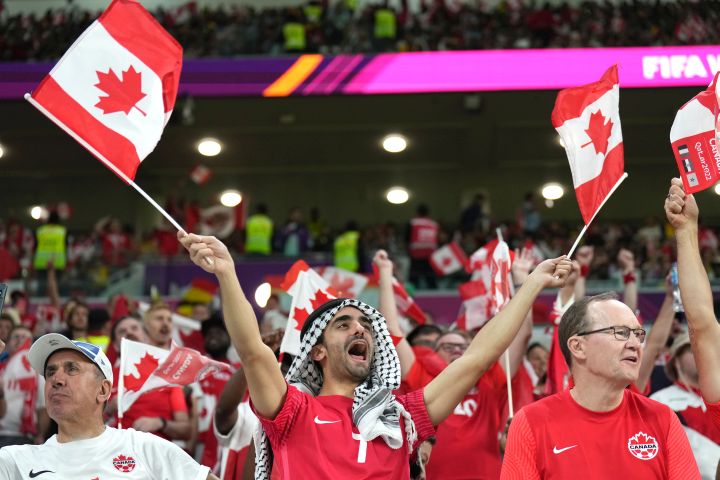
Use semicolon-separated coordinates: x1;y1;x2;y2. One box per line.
575;326;646;344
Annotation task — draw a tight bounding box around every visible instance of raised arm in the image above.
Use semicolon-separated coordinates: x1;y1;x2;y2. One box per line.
618;248;637;313
635;274;674;393
178;232;286;418
215;366;248;435
423;257;571;425
573;245;593;301
506;248;536;377
665;178;720;402
374;250;415;379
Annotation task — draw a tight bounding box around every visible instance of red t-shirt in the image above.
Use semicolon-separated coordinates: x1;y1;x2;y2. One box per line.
118;387;188;441
198;369;233;469
253;385;435;479
650;383;720;444
705;400;720;431
501;389;700;479
424;362;507;480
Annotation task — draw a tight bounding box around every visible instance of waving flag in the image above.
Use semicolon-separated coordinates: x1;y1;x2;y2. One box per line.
490;237;514;312
26;0;182;181
670;72;720;194
280;261;337;355
552;65;627;225
429;242;468;276
456;279;492;331
118;338;231;418
392;276;427;325
318;266;369;298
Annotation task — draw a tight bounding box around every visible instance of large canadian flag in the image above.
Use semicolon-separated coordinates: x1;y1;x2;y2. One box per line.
280;261;337;355
552;65;627;225
26;0;182;181
118;339;231;418
429;242;468;276
669;72;720;194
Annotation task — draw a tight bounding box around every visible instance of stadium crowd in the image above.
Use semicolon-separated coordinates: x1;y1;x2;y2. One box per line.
0;180;718;479
0;0;719;60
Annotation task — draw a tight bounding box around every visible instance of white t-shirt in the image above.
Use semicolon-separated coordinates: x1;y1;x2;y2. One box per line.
0;426;210;480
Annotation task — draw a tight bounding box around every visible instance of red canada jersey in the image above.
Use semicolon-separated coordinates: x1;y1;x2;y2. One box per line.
253;385;435;479
501;389;700;480
425;362;507;480
198;369;233;469
408;218;439;259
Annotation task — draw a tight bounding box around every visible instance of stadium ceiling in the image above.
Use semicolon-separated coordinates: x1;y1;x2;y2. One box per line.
0;85;706;226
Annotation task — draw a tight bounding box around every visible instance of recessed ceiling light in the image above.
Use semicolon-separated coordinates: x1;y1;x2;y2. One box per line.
382;134;408;153
386;187;410;204
220;189;242;207
541;183;564;200
198;138;222;156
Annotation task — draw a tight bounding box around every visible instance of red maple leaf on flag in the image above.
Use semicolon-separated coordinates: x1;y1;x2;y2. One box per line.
123;352;159;391
291;306;310;332
95;66;147;116
310;289;335;311
328;273;355;297
581;110;613;156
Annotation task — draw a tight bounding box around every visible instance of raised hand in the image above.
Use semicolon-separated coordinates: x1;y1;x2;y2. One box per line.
177;232;234;276
665;177;699;230
512;247;535;286
575;245;594;267
373;249;393;273
617;248;635;274
529;256;572;289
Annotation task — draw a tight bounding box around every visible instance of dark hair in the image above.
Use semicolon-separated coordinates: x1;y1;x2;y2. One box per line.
434;330;472;349
417;204;429;216
110;315;142;343
201;312;227;337
558;291;618;367
256;203;268;215
299;298;347;344
406;324;443;347
88;309;110;333
526;342;548;356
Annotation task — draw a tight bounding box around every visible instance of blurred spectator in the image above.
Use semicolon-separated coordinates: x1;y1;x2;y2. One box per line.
334;220;362;272
408;204;439;289
143;301;173;349
0;325;49;447
33;211;67;273
277;207;310;257
244;203;273;255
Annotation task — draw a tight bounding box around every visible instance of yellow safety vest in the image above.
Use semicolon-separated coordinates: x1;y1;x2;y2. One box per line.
245;214;273;255
283;22;306;51
374;9;396;39
34;224;67;270
304;4;322;24
334;231;360;272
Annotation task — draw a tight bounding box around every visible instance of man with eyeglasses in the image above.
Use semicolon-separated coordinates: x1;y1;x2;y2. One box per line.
501;292;699;479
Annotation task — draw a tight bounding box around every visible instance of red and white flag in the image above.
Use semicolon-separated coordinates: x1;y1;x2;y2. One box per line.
26;0;182;181
280;261;337;355
552;65;627;225
429;242;468;276
392;277;427;325
190;163;212;185
118;338;231;416
490;237;514;312
670;72;720;194
456;279;492;331
317;266;369;298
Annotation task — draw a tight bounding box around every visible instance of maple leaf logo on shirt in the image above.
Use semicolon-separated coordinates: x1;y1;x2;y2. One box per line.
581;110;613;156
94;66;147;116
123;352;159;391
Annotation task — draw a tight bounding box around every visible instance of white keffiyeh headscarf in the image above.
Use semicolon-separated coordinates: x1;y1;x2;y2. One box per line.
253;298;418;480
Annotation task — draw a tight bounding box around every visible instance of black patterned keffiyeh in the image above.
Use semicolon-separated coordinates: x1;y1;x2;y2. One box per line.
253;298;418;480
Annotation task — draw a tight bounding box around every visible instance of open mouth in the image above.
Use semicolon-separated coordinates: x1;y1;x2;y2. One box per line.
621;355;638;364
347;340;368;362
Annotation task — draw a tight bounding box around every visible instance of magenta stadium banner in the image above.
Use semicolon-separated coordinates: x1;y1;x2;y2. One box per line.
1;45;718;100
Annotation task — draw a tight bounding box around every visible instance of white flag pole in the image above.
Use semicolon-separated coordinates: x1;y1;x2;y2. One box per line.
24;94;184;232
118;337;127;429
567;173;628;258
496;228;515;417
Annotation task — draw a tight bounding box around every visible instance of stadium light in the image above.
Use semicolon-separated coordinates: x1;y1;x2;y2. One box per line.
254;282;272;308
714;183;720;196
386;187;410;204
0;144;4;159
541;183;564;200
220;189;242;207
30;205;47;220
557;136;565;148
382;134;408;153
197;138;222;156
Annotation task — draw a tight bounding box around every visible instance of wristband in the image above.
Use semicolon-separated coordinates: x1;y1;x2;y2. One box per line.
159;417;167;432
580;265;590;278
390;335;404;347
623;272;636;284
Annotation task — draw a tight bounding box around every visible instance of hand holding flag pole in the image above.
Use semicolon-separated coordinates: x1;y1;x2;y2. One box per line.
552;65;627;258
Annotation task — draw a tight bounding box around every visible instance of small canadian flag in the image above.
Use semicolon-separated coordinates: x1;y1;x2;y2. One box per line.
429;242;468;276
190;163;212;185
26;0;182;182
